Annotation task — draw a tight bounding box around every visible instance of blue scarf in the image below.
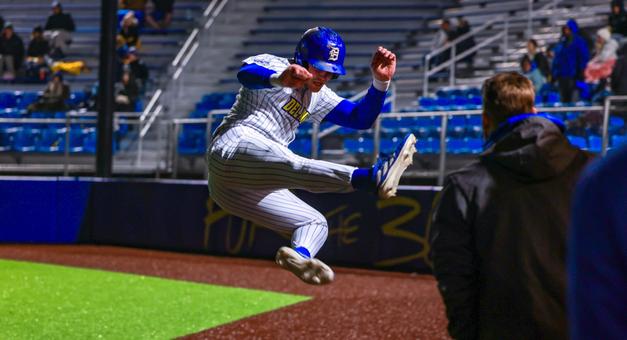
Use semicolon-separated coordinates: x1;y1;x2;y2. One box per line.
483;113;566;149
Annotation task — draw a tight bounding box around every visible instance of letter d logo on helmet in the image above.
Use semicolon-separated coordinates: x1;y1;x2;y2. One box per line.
294;27;346;76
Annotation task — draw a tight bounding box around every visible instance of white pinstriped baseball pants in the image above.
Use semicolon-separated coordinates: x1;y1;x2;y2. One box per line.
207;126;356;257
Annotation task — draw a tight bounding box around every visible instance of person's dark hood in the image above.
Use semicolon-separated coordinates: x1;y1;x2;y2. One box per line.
611;0;625;13
481;115;580;181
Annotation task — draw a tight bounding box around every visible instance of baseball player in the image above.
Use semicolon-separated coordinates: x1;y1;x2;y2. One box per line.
207;27;416;285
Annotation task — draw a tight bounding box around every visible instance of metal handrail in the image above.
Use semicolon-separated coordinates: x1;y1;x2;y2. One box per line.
136;0;229;166
169;104;616;182
602;96;627;156
422;0;565;96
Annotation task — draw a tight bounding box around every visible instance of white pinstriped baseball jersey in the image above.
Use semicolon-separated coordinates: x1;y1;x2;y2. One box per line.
217;54;344;146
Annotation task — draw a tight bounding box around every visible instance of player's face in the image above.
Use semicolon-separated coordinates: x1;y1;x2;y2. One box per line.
307;65;334;92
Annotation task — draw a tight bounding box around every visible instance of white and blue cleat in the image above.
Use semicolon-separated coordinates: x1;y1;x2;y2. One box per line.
374;133;417;199
275;246;334;285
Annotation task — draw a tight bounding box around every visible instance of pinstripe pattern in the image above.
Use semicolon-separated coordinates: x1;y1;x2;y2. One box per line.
207;54;356;258
217;54;344;146
208;126;355;257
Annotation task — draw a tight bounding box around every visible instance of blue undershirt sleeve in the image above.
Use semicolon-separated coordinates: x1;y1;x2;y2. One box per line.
323;85;386;129
237;63;276;89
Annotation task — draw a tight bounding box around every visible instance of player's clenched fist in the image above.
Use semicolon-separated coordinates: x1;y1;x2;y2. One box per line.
278;64;313;88
371;46;396;82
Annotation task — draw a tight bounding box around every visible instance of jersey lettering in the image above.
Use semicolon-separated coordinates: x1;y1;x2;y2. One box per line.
282;97;310;123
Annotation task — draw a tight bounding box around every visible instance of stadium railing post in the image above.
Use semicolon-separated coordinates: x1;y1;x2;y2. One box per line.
437;114;449;186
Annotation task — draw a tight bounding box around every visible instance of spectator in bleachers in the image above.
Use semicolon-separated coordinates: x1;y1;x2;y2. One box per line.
552;19;590;103
430;72;592;340
146;0;174;30
523;39;550;79
115;71;139;112
611;45;627;95
119;0;148;26
585;28;618;88
27;72;70;112
0;23;25;81
122;47;149;92
455;16;476;72
609;0;627;37
44;1;75;59
118;11;141;49
25;26;51;82
521;55;546;96
431;19;455;67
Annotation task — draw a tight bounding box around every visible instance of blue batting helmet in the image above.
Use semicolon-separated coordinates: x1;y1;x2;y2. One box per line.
294;27;346;76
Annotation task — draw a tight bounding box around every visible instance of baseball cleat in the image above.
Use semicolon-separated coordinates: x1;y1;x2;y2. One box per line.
275;246;334;285
374;133;417;199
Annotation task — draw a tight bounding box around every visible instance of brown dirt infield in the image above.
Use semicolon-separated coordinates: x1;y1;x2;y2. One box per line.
0;245;449;339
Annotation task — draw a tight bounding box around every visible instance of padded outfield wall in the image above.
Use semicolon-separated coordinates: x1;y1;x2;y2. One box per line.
0;177;441;273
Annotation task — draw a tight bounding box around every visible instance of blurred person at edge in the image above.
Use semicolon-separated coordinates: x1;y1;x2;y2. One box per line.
568;144;627;340
609;0;627;37
551;19;590;103
430;72;593;340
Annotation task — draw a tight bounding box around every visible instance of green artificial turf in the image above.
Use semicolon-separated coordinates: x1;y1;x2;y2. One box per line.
0;259;309;339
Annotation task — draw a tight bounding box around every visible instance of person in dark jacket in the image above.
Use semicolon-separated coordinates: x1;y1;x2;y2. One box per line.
0;23;25;80
146;0;175;30
430;72;592;340
568;145;627;340
27;72;70;112
611;45;627;95
455;16;476;72
552;19;590;103
609;0;627;36
25;26;50;81
115;71;139;111
44;1;75;58
523;39;550;79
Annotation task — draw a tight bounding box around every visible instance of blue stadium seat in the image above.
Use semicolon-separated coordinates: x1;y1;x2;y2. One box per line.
0;128;15;151
0;92;17;109
83;130;97;154
381;117;415;135
415;116;440;139
288;137;312;156
418;96;436;111
466;138;483;154
36;127;65;153
567;135;587;149
296;122;313;137
447;115;467;138
447;138;467;154
612;134;627;148
178;128;206;155
465;88;481;98
344;136;373;154
380;137;398;154
466;115;482;138
416;137;440;154
67;92;87;108
12;128;40;152
609;116;625;134
16;92;39;110
588;135;602;153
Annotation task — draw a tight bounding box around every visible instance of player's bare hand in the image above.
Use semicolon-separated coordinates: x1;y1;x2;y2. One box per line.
279;64;313;88
370;46;396;82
